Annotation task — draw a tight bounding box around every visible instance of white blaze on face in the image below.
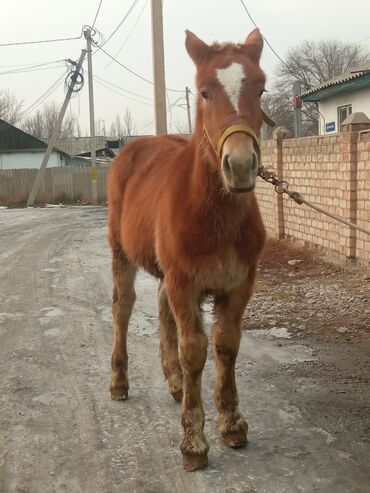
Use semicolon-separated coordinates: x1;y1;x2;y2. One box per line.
216;62;245;114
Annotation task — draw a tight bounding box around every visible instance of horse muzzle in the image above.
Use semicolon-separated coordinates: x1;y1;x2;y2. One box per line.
221;135;259;193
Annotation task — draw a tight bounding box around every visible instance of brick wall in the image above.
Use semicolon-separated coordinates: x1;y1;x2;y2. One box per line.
257;129;370;266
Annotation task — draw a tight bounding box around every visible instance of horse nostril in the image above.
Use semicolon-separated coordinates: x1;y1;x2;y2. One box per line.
222;154;231;173
251;153;257;171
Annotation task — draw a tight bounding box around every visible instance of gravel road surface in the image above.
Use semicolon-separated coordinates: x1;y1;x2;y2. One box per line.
1;206;369;493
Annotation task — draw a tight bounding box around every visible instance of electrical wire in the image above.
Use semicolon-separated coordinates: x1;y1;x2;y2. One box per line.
238;0;308;88
93;76;153;106
0;69;69;133
0;59;65;69
97;45;154;85
104;0;149;68
0;62;65;77
0;34;83;47
92;0;104;28
22;71;69;116
98;44;184;93
97;0;140;50
93;74;152;101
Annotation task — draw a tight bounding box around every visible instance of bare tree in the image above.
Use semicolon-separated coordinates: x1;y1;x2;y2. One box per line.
266;39;370;136
0;89;23;124
22;101;78;139
109;110;137;140
122;108;136;137
173;119;189;134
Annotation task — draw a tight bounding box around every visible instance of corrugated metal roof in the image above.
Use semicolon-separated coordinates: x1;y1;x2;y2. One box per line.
45;136;107;156
299;63;370;98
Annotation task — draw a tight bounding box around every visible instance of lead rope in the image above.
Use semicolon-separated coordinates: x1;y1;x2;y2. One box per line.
258;166;370;236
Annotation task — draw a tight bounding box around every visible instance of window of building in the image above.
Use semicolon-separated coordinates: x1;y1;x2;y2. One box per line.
338;104;352;127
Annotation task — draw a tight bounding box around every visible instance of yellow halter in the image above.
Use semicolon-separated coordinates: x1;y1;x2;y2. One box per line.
203;109;275;166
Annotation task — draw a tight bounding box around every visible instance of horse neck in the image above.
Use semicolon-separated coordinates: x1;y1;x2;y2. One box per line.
187;118;251;225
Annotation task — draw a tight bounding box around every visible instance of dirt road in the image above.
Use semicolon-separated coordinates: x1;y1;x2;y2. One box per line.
1;206;369;493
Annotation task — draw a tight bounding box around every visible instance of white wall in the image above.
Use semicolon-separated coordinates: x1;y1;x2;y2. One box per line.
317;87;370;134
0;151;65;169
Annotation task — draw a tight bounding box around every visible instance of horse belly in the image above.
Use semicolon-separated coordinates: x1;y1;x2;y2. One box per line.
119;190;161;276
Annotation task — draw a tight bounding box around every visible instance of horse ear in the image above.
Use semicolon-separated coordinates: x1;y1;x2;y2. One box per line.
244;28;263;64
185;30;211;65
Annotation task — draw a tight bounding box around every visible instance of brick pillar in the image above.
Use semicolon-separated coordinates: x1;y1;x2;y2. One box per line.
339;131;358;260
272;126;291;239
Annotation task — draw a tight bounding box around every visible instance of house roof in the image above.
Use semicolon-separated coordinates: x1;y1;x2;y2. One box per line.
0;118;49;151
47;136;108;156
0;118;68;155
300;63;370;102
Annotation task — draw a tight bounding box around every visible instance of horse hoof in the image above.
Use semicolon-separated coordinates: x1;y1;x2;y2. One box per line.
182;453;208;472
171;389;183;403
110;385;128;401
222;429;247;448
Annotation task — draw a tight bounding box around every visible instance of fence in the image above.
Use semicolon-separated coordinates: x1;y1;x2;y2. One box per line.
257;128;370;266
0;166;109;205
1;130;369;265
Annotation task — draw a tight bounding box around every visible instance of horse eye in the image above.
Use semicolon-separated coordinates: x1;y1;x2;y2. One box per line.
200;90;209;100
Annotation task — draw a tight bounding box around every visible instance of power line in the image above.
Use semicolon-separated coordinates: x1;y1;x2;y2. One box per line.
21;71;69;117
0;61;65;76
0;34;82;47
238;0;307;88
98;45;154;85
98;44;184;93
92;0;104;28
0;59;65;69
98;0;140;49
93;74;152;101
93;76;153;106
104;0;149;68
0;69;69;133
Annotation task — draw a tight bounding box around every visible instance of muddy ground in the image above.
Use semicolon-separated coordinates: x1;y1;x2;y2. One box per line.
0;206;369;493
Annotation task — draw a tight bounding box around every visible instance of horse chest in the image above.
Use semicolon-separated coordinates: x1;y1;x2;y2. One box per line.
196;249;248;294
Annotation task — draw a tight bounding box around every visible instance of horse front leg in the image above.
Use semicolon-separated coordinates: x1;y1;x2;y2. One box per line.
166;273;209;471
212;270;256;448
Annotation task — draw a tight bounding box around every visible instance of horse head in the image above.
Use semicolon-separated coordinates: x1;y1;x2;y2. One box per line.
186;28;266;193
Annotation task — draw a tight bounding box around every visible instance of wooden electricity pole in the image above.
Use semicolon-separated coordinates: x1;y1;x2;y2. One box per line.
85;28;98;204
293;81;302;138
27;50;86;207
151;0;167;135
185;86;192;134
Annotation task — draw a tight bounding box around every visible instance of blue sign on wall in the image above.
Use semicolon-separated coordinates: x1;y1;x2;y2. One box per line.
325;122;336;132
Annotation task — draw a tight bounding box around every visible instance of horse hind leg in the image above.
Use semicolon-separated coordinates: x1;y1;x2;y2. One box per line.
158;279;183;403
110;247;137;400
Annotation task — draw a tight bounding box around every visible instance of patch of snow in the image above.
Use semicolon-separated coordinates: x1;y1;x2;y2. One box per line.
288;260;303;266
41;307;64;317
268;327;292;339
49;257;62;264
337;327;348;334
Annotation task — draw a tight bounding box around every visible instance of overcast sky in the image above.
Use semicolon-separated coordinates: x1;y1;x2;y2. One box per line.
1;0;370;136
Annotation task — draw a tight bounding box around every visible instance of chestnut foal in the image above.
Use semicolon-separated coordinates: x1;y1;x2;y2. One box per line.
108;28;267;471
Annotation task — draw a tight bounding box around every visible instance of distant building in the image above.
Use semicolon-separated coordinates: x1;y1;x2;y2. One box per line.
300;63;370;135
0;119;68;169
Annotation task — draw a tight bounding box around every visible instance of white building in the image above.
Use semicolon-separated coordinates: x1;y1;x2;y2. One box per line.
300;64;370;135
0;119;67;169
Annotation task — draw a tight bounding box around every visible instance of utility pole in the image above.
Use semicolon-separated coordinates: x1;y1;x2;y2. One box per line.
151;0;167;135
85;28;98;204
293;81;302;138
185;86;192;134
27;50;86;207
